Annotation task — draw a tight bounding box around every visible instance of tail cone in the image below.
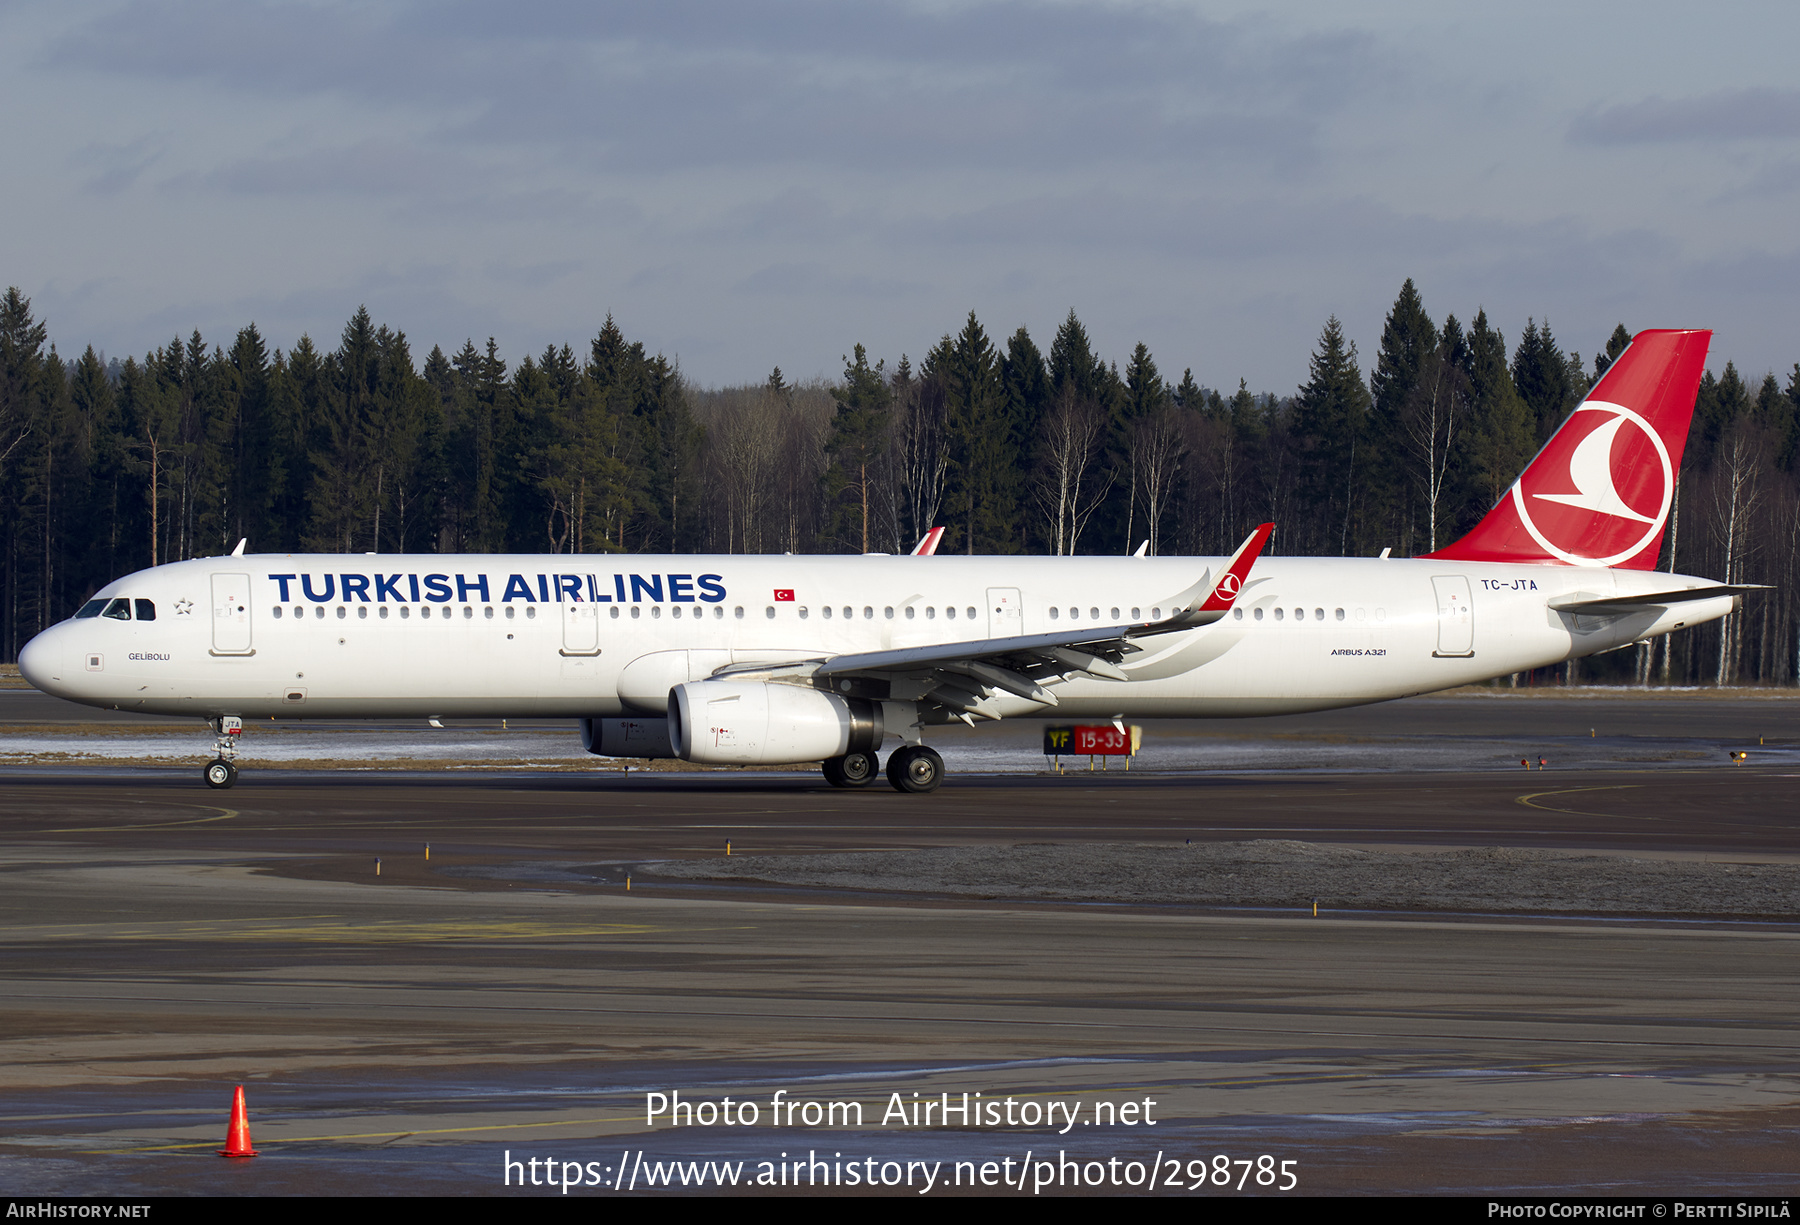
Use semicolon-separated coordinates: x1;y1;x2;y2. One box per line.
219;1085;259;1157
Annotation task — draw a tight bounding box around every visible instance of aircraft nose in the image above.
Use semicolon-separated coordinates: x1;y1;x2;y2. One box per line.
17;629;62;693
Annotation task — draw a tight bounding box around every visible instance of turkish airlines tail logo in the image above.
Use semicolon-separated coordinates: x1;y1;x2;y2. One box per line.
1425;329;1710;570
1529;412;1658;525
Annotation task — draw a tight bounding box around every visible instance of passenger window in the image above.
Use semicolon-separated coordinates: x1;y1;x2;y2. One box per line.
1254;608;1264;621
1274;608;1285;622
1131;607;1140;619
1049;607;1060;620
1110;607;1119;620
358;606;368;620
926;607;936;620
1233;608;1243;620
862;607;872;619
905;607;915;620
1089;607;1099;620
1069;607;1078;620
798;607;808;620
1315;608;1324;621
135;599;156;621
401;606;411;619
610;606;620;619
380;606;389;620
944;607;954;620
75;599;106;619
714;606;724;619
527;606;537;620
766;606;775;619
966;607;976;620
273;606;284;620
822;606;833;619
651;606;661;619
337;606;347;619
103;598;131;620
1335;608;1345;621
884;607;894;619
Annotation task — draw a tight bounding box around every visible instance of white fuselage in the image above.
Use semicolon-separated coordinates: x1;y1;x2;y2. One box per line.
19;552;1729;723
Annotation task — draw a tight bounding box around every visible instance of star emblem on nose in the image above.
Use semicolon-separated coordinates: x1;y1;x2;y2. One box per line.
175;599;193;616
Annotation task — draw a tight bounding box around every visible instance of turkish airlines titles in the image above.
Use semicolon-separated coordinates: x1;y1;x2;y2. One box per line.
266;571;729;606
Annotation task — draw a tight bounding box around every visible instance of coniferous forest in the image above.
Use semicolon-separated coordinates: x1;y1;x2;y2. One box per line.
2;281;1796;685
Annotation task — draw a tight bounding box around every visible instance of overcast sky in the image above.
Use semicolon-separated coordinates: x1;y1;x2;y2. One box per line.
3;1;1796;391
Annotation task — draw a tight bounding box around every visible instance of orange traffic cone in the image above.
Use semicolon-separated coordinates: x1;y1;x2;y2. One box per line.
219;1085;259;1157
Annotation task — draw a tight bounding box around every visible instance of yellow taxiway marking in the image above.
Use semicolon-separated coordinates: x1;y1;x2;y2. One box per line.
1514;784;1645;818
0;919;669;943
44;805;239;834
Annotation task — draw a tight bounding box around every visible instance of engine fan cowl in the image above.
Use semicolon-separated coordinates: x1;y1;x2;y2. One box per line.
669;681;882;765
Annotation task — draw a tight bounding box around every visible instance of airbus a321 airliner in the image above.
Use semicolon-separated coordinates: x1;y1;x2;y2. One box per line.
19;329;1753;793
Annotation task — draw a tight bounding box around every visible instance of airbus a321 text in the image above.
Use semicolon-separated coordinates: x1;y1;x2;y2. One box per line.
19;329;1756;793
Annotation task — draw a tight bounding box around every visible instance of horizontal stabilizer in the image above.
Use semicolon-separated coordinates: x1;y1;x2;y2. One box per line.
1548;585;1766;615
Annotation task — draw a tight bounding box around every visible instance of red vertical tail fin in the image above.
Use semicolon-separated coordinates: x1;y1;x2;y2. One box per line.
1424;328;1710;569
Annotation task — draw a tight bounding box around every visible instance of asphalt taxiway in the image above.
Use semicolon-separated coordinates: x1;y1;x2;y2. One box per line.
1;692;1796;1196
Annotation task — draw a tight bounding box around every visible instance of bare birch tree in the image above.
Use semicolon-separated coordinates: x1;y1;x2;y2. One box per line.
1130;405;1188;556
1033;387;1112;555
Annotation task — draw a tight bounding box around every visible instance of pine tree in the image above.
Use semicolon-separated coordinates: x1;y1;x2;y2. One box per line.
825;344;892;553
1511;319;1577;441
1593;323;1632;380
929;312;1011;553
1367;280;1437;546
1465;310;1533;522
0;289;45;486
1048;311;1108;404
1291;317;1369;554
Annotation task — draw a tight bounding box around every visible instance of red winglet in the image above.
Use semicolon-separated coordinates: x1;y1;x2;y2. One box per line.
910;526;945;556
1196;523;1273;614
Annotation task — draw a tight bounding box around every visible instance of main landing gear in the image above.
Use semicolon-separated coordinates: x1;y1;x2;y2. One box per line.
820;745;945;793
204;715;243;789
885;745;943;794
821;751;879;788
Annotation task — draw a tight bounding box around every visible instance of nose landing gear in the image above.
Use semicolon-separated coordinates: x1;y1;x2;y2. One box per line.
204;715;243;789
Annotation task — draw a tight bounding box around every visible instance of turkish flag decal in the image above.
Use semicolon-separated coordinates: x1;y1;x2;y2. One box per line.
773;589;795;602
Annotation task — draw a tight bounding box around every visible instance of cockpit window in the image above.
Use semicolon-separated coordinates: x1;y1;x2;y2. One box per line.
75;599;107;619
102;598;132;621
134;599;156;621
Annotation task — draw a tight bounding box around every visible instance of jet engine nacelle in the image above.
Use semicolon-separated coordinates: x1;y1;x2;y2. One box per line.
668;681;882;765
581;716;678;759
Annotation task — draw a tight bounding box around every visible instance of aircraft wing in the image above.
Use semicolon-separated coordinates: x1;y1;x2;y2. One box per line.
718;524;1273;723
